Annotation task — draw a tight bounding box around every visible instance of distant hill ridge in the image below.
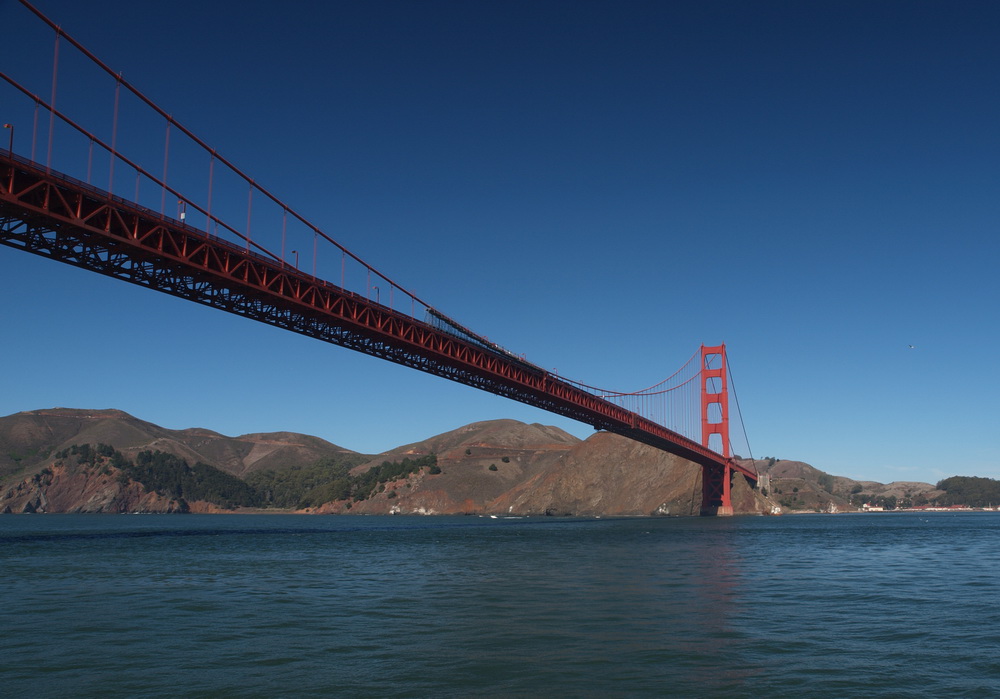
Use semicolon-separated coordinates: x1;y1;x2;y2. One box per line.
745;458;945;512
2;407;964;516
0;408;355;480
2;407;761;515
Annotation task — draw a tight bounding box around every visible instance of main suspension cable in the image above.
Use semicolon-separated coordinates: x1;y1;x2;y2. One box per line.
726;354;757;477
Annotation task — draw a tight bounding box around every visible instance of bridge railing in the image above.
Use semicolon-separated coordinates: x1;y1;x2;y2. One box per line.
1;5;435;326
9;142;752;470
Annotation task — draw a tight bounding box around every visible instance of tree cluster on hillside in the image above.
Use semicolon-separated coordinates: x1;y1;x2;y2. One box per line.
348;455;437;503
126;450;261;509
845;491;931;510
245;454;367;508
268;454;439;508
56;444;439;510
935;476;1000;508
841;477;1000;510
59;444;259;509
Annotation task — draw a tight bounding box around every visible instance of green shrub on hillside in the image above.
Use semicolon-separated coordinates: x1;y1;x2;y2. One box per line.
56;444;440;510
57;445;260;509
349;455;437;502
249;453;437;508
935;476;1000;507
246;454;365;508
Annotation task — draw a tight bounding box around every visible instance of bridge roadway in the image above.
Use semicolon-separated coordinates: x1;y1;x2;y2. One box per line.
0;152;756;483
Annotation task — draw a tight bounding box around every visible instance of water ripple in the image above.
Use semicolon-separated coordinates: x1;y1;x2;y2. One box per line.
2;512;999;696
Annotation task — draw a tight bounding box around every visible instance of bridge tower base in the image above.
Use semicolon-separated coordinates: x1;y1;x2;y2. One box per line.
700;462;734;516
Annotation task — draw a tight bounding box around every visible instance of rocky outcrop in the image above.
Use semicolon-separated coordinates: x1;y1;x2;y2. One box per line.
0;462;209;514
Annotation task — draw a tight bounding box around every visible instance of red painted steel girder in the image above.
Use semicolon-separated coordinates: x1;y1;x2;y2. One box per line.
0;156;755;482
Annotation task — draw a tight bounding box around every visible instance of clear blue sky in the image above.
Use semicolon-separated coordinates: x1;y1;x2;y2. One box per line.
2;0;998;485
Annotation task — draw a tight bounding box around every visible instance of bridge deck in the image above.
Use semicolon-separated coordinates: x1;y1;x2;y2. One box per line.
1;153;755;481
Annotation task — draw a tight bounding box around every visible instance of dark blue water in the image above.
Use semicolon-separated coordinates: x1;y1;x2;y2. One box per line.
2;512;998;697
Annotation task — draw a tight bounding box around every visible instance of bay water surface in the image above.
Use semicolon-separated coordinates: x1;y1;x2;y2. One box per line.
2;512;999;697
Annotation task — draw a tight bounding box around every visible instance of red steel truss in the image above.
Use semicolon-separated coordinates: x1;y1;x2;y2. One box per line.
0;155;756;499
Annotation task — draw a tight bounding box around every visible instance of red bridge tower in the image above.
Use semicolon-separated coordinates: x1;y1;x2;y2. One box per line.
701;344;734;516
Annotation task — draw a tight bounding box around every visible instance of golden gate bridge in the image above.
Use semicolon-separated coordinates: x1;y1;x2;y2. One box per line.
0;0;757;514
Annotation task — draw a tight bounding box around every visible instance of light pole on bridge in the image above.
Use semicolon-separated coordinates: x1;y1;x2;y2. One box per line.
291;250;299;270
3;123;12;157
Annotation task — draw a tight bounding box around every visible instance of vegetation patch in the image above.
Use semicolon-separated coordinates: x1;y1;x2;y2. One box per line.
55;444;259;509
55;445;438;510
246;454;367;508
347;455;437;503
935;476;1000;508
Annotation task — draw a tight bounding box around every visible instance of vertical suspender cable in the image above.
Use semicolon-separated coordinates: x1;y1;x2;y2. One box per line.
108;77;120;194
206;151;215;234
280;208;287;267
31;98;39;161
46;32;59;173
726;355;757;476
160;122;170;215
246;181;253;253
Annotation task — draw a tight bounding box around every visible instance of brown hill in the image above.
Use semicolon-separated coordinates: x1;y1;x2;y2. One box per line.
384;418;580;457
1;408;772;516
332;419;582;514
325;425;770;517
491;432;705;516
0;408;358;480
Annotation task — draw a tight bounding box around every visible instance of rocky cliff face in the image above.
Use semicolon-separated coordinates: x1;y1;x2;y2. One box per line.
0;462;222;514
